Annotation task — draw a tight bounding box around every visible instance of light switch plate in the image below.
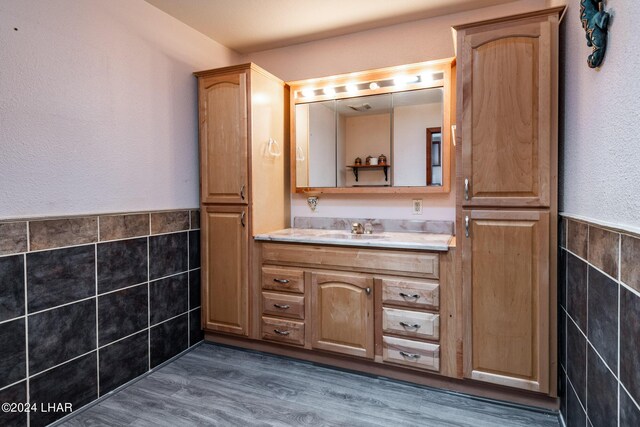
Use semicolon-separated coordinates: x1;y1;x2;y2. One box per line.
412;199;423;215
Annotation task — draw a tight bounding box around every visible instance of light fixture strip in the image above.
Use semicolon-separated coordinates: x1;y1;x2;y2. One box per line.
296;71;443;100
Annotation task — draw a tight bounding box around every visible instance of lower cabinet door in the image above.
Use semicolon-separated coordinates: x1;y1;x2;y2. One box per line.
202;205;248;336
311;272;374;359
462;209;550;392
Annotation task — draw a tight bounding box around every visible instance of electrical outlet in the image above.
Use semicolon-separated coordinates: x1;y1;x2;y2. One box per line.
412;199;423;215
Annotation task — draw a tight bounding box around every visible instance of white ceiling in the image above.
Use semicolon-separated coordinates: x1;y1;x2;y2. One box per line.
145;0;517;53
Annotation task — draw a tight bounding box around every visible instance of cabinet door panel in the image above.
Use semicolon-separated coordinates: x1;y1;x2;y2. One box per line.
199;73;248;204
462;210;549;392
311;272;374;359
461;21;551;207
202;206;248;335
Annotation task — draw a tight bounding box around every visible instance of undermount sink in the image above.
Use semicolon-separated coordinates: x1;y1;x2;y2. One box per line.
320;232;386;240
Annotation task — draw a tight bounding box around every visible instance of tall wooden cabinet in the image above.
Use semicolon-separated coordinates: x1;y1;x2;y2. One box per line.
455;8;562;394
195;64;289;338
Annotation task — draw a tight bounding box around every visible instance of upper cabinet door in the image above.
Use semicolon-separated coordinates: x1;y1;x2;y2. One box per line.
199;72;248;204
459;17;556;207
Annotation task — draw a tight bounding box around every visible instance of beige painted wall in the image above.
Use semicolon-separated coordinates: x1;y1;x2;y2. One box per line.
0;0;240;219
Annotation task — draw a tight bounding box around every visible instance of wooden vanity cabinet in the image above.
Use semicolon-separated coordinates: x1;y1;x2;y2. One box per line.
257;243;452;375
195;64;289;338
456;8;561;395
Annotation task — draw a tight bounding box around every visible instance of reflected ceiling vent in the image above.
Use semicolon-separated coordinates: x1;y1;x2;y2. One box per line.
348;103;372;112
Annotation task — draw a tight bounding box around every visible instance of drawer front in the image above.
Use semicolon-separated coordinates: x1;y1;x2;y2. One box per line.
382;308;440;340
261;317;305;346
381;278;439;310
382;336;440;372
262;266;304;293
262;292;305;320
262;243;439;278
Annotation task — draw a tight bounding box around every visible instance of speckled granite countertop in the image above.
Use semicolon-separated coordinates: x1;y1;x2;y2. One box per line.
254;228;453;251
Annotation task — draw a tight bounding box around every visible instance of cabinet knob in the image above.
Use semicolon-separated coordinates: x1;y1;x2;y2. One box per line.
365;287;371;295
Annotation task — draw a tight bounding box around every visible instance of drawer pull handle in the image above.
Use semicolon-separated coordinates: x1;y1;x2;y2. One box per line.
399;292;420;299
399;351;421;359
399;321;421;329
273;329;290;336
273;304;290;310
273;278;290;284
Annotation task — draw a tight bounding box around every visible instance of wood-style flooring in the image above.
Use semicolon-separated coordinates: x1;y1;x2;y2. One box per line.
61;343;559;426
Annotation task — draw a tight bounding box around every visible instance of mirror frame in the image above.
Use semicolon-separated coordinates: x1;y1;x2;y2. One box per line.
288;57;456;194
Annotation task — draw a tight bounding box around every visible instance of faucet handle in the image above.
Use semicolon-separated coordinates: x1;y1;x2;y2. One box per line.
351;222;364;234
364;223;374;234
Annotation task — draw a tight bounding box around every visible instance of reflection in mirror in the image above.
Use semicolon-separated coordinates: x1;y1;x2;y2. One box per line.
392;88;443;187
337;95;392;187
295;101;337;188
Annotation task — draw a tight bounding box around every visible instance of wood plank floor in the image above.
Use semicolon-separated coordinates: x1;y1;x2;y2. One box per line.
62;343;559;426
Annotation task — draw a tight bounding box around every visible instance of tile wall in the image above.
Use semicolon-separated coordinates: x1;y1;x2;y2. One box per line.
0;210;202;427
559;216;640;427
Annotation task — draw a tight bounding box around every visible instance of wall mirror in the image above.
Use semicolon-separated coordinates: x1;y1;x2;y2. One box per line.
289;58;455;194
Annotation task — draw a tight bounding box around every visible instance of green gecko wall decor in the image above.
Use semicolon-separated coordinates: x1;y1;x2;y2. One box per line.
580;0;610;68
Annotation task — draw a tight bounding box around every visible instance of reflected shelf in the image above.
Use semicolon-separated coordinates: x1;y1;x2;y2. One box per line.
346;164;390;182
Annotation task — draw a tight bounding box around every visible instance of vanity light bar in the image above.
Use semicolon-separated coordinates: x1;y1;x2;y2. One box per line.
297;72;444;99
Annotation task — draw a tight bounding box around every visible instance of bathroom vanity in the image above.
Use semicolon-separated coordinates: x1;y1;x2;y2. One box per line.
195;6;562;409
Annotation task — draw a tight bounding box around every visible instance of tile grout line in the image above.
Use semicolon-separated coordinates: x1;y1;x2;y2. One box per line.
567;304;619;382
147;236;151;372
98;280;149;297
567;376;588;415
24;252;30;427
28;349;97;380
98;329;149;350
95;242;100;398
28;295;97;317
617;233;621;427
584;221;589;423
620;382;640;413
150;310;190;329
0;378;27;393
0;314;26;326
187;229;191;347
26;220;30;252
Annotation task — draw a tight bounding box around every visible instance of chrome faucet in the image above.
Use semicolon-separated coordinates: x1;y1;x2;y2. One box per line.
364;223;374;234
351;222;364;234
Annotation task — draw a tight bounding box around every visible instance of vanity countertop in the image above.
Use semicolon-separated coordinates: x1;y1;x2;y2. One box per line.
254;228;453;251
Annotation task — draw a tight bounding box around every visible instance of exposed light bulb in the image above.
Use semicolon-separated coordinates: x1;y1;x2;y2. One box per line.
301;88;315;98
369;82;380;90
323;87;336;96
393;75;419;86
346;83;358;93
420;72;434;84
